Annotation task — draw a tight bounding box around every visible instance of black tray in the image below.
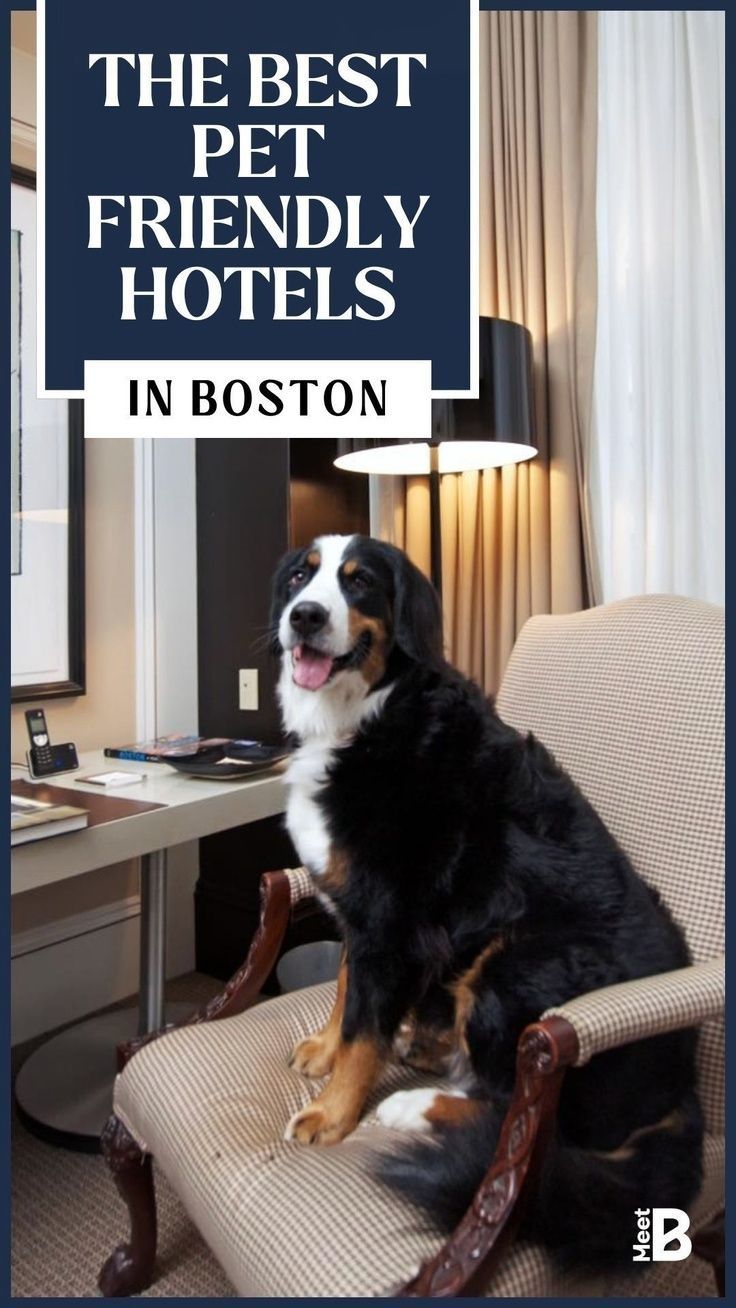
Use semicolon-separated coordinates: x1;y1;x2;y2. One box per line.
165;743;288;780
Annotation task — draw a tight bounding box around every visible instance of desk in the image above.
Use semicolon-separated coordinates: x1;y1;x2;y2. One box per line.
12;751;286;1147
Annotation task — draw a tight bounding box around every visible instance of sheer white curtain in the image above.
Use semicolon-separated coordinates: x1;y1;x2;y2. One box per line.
590;11;725;605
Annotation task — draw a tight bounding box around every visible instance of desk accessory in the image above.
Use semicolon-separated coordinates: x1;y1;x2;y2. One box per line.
165;741;288;780
77;771;146;787
11;793;89;845
25;708;79;779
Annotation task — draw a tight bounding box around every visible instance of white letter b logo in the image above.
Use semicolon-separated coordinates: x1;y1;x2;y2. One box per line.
652;1209;691;1261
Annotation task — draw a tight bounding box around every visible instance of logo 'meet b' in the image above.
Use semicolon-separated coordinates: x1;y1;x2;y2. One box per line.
633;1207;692;1262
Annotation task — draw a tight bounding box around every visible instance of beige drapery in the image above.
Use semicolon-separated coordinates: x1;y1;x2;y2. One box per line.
379;11;599;691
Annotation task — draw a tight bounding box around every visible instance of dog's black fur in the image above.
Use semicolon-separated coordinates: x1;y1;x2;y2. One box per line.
271;537;703;1269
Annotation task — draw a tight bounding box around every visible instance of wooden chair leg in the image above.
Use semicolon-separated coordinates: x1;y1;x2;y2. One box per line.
98;1114;158;1297
693;1210;725;1297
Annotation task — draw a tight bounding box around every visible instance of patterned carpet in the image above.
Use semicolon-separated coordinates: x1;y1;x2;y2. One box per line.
11;974;233;1298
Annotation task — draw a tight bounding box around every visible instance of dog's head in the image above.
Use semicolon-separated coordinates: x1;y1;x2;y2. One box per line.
271;535;442;711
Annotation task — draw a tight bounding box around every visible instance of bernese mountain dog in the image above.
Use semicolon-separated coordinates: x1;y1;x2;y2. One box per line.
271;533;703;1268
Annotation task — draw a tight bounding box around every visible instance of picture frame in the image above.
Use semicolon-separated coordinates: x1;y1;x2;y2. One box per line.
11;166;86;702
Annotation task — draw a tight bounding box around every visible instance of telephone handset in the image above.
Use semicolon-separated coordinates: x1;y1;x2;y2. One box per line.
25;709;79;780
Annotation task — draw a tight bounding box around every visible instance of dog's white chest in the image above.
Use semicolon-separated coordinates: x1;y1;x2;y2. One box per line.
284;739;334;877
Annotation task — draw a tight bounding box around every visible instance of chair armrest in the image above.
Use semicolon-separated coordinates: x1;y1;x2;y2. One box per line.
400;1015;579;1297
401;957;724;1297
542;956;724;1066
281;864;318;911
117;867;315;1068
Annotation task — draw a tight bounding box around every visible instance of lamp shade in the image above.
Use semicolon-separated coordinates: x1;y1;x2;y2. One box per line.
334;317;537;475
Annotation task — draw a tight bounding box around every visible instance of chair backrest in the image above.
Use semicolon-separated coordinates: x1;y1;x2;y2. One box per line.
496;595;724;1132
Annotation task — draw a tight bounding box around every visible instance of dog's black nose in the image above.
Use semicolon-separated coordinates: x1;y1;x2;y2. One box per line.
290;602;329;637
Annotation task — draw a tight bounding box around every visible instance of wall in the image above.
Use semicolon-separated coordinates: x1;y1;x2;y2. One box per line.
196;439;290;745
10;439;138;784
290;439;370;548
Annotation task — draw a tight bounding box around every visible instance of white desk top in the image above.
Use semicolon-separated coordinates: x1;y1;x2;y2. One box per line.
11;750;286;895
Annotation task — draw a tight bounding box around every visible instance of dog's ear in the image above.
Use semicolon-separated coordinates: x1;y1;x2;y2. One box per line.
390;548;444;665
269;548;302;650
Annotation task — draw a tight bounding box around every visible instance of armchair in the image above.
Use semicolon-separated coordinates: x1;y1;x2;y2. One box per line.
99;595;724;1298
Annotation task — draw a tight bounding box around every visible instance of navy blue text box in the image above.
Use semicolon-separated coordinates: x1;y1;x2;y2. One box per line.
43;0;472;394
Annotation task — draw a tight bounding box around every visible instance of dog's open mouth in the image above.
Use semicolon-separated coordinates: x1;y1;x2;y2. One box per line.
292;632;372;691
292;644;335;691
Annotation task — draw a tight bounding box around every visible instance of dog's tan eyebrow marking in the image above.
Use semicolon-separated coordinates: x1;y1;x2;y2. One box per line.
306;550;321;568
342;559;358;576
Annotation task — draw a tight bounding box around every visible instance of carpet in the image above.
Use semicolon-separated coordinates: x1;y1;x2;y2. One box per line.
11;973;233;1298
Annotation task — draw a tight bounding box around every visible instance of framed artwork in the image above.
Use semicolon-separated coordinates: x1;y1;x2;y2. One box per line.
11;166;86;702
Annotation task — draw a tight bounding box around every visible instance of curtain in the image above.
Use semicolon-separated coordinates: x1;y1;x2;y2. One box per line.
590;11;725;606
378;11;598;692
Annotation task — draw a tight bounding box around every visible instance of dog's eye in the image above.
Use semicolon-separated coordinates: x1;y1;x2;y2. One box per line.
349;569;372;589
288;569;307;588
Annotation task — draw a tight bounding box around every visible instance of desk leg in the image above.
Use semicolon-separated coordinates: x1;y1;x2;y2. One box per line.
138;850;167;1035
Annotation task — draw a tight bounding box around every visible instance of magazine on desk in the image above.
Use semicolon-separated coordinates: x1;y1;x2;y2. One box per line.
104;735;286;772
104;734;231;762
10;794;89;846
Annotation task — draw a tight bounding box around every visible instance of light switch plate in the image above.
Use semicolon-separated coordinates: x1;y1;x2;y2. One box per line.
239;668;259;711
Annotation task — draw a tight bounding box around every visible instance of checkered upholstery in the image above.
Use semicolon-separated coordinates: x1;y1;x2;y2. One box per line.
283;865;314;906
544;958;724;1062
115;983;723;1298
114;594;723;1296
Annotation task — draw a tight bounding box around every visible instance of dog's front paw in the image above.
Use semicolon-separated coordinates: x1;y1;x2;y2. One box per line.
284;1102;356;1145
289;1033;336;1079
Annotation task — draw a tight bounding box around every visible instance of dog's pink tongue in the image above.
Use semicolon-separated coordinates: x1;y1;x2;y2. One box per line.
293;645;334;691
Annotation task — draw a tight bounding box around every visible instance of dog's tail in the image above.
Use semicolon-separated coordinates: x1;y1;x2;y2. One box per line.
378;1091;703;1270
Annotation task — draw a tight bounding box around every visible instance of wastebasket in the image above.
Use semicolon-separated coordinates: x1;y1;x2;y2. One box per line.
276;940;342;993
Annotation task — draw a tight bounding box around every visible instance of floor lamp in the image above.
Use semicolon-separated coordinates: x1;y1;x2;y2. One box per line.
334;317;538;595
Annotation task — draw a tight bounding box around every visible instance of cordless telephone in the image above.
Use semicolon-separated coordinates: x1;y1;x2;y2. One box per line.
24;709;79;780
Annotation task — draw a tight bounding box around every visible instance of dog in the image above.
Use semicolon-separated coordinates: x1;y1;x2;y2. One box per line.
270;533;703;1268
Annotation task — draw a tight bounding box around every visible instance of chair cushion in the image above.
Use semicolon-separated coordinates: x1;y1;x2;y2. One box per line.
115;984;723;1298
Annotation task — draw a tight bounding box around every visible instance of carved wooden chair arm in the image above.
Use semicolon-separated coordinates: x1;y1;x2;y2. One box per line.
399;1015;580;1298
400;958;725;1297
117;867;316;1070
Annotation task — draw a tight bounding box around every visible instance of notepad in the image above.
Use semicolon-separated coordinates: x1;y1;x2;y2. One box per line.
77;771;146;787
